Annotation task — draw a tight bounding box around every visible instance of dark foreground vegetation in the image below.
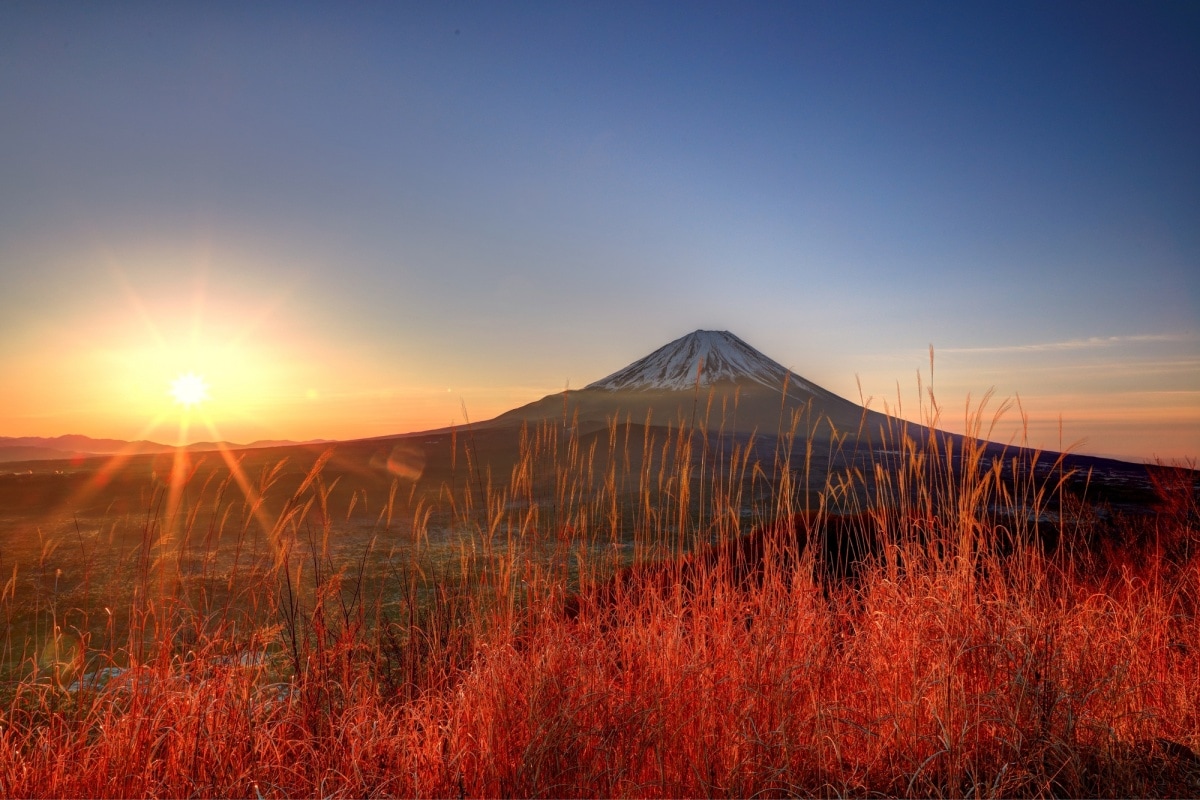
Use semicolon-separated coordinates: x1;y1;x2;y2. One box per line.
0;397;1197;798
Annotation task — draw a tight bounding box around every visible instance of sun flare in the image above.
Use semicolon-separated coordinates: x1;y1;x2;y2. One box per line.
169;372;210;408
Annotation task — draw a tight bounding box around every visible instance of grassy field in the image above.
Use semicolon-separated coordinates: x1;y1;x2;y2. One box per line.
0;392;1197;797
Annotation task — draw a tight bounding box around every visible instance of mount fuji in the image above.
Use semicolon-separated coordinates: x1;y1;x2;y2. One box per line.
366;329;1153;507
476;329;880;438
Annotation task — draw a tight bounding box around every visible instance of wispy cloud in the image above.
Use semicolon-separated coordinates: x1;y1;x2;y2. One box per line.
938;332;1197;355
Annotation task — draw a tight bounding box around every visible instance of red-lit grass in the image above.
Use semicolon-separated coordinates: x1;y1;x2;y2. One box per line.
1;390;1197;797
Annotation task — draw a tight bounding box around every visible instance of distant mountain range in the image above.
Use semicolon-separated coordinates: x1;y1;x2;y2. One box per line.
0;434;330;464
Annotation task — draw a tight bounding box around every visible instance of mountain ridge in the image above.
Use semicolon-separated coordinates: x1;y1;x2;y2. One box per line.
0;434;331;464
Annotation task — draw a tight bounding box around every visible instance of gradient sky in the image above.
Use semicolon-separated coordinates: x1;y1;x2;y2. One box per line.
1;1;1197;461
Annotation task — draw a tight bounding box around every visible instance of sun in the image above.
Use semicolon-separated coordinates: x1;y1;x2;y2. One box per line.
169;372;210;408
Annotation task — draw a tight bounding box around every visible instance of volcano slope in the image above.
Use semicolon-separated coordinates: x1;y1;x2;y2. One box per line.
481;329;884;439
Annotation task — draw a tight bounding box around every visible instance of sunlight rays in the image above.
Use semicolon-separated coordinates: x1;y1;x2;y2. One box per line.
90;253;306;445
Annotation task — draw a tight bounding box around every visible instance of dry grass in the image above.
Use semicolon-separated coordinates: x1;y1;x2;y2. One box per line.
1;385;1197;798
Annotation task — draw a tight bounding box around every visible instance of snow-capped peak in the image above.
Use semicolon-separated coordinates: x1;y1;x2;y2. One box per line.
585;330;815;393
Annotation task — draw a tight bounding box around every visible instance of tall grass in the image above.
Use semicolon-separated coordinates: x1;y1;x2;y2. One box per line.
0;382;1197;798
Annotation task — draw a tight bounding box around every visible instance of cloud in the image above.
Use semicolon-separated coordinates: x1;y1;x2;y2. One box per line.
938;332;1197;355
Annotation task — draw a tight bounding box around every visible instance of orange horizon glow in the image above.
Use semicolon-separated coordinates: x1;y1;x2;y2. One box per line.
0;260;1194;465
3;380;1196;465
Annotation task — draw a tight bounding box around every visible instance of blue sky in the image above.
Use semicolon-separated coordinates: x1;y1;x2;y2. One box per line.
1;2;1197;460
